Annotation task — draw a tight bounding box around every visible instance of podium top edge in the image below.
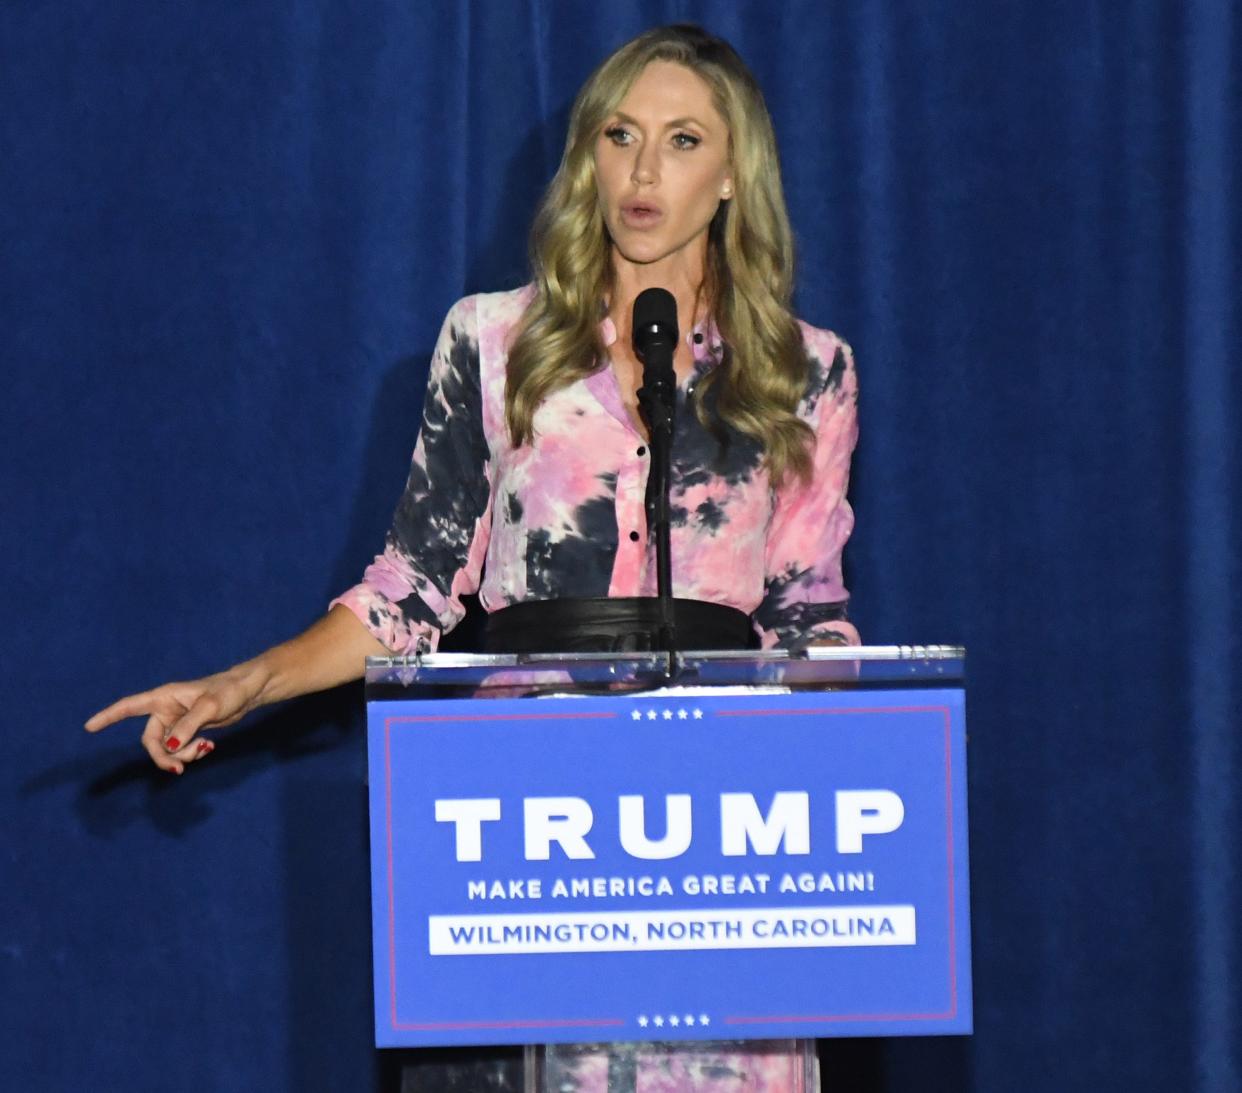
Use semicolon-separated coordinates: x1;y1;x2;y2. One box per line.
365;644;965;670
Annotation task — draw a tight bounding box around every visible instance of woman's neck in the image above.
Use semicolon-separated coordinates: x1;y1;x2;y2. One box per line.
608;248;709;346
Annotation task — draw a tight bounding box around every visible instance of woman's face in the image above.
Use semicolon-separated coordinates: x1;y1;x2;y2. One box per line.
594;61;733;277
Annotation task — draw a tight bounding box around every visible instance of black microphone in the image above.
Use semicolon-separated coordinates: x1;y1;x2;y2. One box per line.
632;287;679;654
633;287;679;362
633;287;679;430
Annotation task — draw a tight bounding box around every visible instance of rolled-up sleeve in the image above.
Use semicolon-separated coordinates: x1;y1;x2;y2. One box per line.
754;333;860;650
331;296;494;654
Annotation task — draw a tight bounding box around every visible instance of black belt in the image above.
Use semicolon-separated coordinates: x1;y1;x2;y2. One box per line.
482;596;757;654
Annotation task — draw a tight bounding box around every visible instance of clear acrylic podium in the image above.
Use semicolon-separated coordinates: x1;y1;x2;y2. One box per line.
524;1037;818;1092
366;645;967;1093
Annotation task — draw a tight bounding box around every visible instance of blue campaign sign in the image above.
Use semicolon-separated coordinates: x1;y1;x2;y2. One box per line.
367;687;971;1046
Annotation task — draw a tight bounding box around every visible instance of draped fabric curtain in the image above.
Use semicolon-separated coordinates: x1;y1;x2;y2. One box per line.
1;1;1236;1089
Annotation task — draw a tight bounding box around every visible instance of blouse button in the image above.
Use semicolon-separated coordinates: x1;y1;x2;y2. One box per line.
629;530;640;542
636;445;646;457
693;332;704;344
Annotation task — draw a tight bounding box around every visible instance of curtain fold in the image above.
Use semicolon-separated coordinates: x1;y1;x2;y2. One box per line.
1184;0;1239;1087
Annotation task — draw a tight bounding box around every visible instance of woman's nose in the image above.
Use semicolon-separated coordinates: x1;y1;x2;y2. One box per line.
631;145;658;185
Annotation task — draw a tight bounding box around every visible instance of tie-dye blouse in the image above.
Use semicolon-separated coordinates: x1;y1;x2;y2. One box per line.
332;286;859;653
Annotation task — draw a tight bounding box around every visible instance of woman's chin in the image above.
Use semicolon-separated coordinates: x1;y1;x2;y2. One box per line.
610;238;694;271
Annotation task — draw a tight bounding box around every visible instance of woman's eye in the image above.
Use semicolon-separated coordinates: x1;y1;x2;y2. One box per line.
604;126;633;145
672;132;701;149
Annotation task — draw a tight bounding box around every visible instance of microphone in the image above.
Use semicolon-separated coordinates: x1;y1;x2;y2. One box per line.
632;288;679;363
633;287;679;425
631;287;679;653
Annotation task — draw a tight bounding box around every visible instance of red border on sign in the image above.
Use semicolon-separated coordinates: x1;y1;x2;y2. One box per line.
380;702;964;1033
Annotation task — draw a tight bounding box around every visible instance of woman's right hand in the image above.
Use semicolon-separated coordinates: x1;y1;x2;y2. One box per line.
85;605;392;774
85;661;272;774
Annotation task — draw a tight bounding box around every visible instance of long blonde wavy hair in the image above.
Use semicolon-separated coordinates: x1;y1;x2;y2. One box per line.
505;24;813;486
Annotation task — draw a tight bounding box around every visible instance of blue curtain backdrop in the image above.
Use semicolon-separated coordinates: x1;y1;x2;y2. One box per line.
1;0;1237;1090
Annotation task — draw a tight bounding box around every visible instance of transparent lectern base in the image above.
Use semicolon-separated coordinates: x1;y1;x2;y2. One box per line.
523;1040;819;1092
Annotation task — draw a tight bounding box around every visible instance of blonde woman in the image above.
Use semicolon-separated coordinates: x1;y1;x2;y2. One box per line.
89;23;859;776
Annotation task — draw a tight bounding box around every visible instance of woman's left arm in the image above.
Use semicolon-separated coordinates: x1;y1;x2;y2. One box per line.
754;331;861;649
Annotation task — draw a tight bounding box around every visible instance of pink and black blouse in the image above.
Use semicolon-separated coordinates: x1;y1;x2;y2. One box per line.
333;286;859;652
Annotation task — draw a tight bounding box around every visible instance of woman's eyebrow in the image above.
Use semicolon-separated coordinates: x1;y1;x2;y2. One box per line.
609;110;709;131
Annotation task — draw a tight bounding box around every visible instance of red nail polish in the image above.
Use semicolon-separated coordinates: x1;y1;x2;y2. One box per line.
197;740;213;755
166;737;181;751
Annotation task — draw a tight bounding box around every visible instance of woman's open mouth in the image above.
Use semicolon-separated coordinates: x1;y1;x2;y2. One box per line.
620;202;664;228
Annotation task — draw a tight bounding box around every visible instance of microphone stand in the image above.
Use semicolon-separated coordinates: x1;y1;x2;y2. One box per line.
637;363;677;659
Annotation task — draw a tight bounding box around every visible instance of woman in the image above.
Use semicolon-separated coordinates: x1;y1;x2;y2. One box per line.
88;23;859;780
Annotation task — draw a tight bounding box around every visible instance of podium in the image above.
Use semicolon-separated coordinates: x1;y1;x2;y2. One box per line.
365;646;970;1091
